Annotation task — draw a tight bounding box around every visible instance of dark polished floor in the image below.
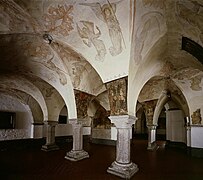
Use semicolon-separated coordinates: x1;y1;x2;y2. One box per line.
0;138;203;180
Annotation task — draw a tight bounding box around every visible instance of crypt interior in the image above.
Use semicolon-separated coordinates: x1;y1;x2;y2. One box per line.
0;0;203;179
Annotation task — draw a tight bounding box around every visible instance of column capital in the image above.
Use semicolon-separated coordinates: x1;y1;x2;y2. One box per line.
44;121;58;126
147;125;157;130
109;115;136;129
68;119;83;126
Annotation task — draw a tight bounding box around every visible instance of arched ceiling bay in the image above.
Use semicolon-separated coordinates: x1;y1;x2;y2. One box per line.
0;33;75;119
0;0;134;83
31;77;67;121
0;74;48;121
128;0;203;117
0;89;43;124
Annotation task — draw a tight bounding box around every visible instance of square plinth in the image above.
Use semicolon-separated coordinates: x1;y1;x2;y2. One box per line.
107;161;139;179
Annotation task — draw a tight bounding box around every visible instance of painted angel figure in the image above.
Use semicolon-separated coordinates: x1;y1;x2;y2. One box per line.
77;21;106;61
80;0;125;56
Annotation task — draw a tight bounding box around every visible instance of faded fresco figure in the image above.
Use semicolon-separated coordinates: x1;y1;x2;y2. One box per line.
80;0;125;56
191;109;202;125
177;1;203;43
102;4;123;56
77;21;106;61
107;78;127;115
118;88;126;114
146;107;154;125
44;4;74;36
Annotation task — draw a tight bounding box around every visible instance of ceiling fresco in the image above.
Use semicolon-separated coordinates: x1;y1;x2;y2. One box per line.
0;0;203;124
128;0;203;119
0;0;133;83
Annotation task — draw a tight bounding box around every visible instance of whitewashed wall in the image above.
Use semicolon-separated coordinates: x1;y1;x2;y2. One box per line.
166;110;186;143
191;126;203;148
0;94;33;140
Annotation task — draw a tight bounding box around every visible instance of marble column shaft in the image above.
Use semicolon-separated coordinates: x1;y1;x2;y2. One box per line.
41;121;59;151
107;115;139;179
147;125;158;151
186;126;191;147
65;119;89;161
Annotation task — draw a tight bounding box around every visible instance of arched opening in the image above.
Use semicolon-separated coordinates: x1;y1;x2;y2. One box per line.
134;105;148;139
157;107;166;141
153;91;189;150
0;93;33;141
89;99;112;145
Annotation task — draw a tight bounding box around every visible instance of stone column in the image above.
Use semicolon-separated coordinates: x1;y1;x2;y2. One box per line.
41;121;59;151
185;116;191;147
186;126;191;147
107;115;139;179
147;125;158;151
65;120;89;161
31;123;44;139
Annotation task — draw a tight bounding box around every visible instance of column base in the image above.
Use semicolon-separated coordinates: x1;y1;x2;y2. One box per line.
41;144;59;152
147;142;159;151
65;150;89;161
107;161;139;179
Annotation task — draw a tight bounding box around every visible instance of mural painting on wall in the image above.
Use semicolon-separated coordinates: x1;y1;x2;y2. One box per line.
22;40;51;59
45;87;54;98
75;90;92;119
142;100;157;125
50;41;86;88
143;0;166;9
107;78;127;115
44;4;74;36
93;105;111;129
173;68;203;91
0;0;40;33
176;1;203;43
34;57;68;86
190;75;203;91
22;40;68;86
77;21;107;61
191;108;202;125
80;0;125;57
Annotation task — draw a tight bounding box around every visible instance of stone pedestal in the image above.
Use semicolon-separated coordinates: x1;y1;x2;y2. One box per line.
107;115;139;179
147;125;158;151
41;121;59;151
65;120;89;161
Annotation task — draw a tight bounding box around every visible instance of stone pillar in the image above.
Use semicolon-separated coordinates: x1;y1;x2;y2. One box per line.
147;125;158;151
31;123;44;139
185;116;191;147
41;121;59;151
186;126;191;147
107;115;139;179
65;120;89;161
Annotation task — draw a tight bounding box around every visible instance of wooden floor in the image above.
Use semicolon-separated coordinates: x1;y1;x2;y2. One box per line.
0;139;203;180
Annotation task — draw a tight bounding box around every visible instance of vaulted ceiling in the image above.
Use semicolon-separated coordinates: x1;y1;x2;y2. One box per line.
0;0;203;121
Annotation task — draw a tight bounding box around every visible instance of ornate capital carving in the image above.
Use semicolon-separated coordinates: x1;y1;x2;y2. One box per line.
109;115;135;129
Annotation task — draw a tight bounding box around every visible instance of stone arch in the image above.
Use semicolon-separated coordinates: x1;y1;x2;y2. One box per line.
0;93;34;140
128;35;168;117
0;74;48;122
153;90;170;126
0;34;77;119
